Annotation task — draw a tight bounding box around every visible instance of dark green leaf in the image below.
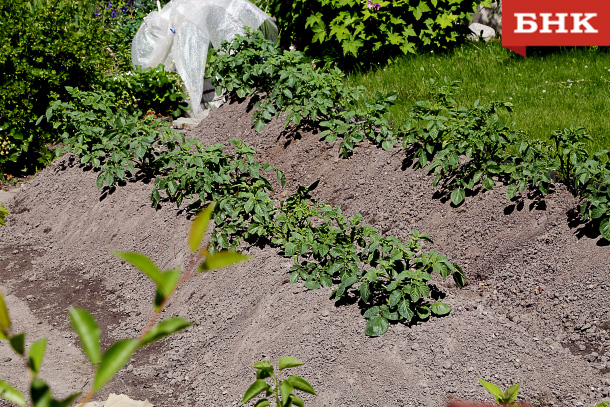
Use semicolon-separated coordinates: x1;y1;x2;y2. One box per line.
388;290;402;307
506;183;518;200
359;282;370;303
397;299;414;321
254;119;266;132
450;188;465;206
304;280;320;290
320;275;332;288
10;333;25;355
365;316;389;337
416;305;430;319
430;301;451;316
363;306;380;319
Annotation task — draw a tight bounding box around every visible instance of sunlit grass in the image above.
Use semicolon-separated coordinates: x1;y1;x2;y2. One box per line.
346;40;610;153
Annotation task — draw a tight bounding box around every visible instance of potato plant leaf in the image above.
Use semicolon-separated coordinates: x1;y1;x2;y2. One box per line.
0;379;26;406
450;188;465;206
189;202;216;252
416;305;431;319
364;316;389;337
68;307;101;365
253;400;271;407
94;338;139;391
430;301;451;316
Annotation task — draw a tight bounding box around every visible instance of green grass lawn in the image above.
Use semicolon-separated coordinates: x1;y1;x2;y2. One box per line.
347;40;610;153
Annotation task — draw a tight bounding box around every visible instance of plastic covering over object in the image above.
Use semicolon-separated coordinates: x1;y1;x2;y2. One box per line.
132;0;277;118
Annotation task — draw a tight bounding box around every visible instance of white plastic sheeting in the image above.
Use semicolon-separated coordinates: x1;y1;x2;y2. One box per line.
132;0;277;118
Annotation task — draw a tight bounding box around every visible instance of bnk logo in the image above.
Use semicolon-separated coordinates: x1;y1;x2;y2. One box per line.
502;0;610;56
514;13;598;34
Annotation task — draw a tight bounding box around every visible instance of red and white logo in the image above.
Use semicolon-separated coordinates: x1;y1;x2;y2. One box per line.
502;0;610;56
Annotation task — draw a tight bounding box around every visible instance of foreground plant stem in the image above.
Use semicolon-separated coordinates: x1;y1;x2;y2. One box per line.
75;250;204;407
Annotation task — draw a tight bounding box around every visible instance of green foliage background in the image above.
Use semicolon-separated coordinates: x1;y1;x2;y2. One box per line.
260;0;488;69
0;0;109;172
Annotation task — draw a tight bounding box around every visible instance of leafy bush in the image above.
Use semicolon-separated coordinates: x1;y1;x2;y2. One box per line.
262;0;490;69
101;65;188;117
92;0;159;73
44;87;177;189
0;205;249;406
0;0;110;173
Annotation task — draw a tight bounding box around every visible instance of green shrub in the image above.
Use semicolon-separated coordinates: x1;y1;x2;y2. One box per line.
101;66;188;118
263;0;489;69
0;0;110;173
93;0;160;73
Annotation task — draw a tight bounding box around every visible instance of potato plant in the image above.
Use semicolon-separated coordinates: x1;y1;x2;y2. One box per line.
399;80;610;240
209;30;397;157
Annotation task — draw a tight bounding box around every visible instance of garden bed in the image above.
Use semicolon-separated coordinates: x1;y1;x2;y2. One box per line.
0;97;608;407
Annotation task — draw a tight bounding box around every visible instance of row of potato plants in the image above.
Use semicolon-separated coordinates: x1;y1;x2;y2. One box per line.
401;80;610;240
210;33;610;241
44;86;464;337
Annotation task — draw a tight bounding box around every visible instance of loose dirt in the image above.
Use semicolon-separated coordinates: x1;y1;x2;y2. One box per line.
0;98;609;407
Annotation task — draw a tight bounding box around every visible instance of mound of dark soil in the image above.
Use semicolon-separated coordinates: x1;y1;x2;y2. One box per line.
0;98;609;407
